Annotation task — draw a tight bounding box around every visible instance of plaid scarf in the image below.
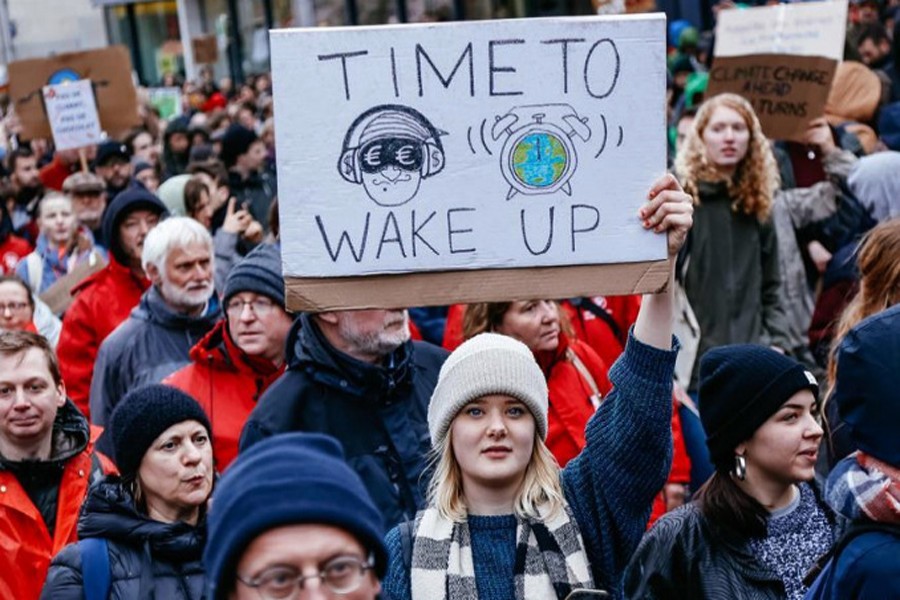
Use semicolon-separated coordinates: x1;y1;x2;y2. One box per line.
826;451;900;524
409;502;594;600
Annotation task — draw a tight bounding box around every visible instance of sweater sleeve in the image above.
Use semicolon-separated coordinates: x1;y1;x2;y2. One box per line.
561;329;677;594
758;221;792;351
381;525;413;600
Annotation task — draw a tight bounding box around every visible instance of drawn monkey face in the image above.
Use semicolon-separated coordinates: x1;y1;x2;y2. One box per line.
358;137;425;207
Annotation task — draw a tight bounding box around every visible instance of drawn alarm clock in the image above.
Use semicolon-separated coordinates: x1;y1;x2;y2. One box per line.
491;104;592;200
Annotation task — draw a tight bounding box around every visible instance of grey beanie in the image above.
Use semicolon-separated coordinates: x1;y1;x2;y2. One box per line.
222;243;285;308
428;332;548;446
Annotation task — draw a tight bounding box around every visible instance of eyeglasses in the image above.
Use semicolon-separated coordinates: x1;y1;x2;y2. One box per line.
237;555;376;598
225;297;277;317
0;302;29;314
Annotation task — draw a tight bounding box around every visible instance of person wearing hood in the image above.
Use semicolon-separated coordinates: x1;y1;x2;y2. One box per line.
240;305;448;528
847;152;900;223
41;384;212;600
162;116;192;180
0;331;115;600
165;244;293;470
89;217;221;428
804;303;900;599
56;187;167;420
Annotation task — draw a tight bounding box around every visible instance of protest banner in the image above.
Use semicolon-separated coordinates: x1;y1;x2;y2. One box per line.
8;46;140;140
42;80;103;152
148;87;183;120
707;1;847;141
271;15;669;311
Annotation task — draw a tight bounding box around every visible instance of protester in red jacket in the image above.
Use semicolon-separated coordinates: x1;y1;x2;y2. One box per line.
561;295;642;369
165;244;293;470
461;300;613;467
0;331;114;600
56;188;167;418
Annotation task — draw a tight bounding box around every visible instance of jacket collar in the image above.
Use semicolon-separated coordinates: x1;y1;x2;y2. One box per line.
188;319;281;378
0;399;90;471
134;285;222;329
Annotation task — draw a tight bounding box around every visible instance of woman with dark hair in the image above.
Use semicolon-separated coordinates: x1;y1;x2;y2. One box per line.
624;345;836;600
41;384;213;599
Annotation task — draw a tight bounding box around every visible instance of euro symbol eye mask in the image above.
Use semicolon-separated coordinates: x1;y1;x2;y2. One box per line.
338;104;447;207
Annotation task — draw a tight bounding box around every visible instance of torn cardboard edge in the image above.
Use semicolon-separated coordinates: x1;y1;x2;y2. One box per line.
285;259;671;312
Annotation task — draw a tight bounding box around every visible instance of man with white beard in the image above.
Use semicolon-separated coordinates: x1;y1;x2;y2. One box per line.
89;217;221;427
240;307;447;528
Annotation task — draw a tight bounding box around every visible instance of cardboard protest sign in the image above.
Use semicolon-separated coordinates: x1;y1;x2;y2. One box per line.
271;15;669;311
8;46;140;140
707;1;847;141
148;87;183;120
42;80;102;151
192;35;219;64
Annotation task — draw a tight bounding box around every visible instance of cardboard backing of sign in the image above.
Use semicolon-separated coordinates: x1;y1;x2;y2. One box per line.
286;260;670;312
8;46;140;140
192;35;219;64
706;54;838;142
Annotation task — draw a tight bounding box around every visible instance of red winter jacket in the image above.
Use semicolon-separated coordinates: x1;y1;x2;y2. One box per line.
165;320;284;470
0;235;32;274
0;412;115;600
561;295;642;369
57;256;150;419
536;334;613;467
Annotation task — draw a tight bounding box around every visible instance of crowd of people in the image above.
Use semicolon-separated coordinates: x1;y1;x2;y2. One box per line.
0;1;899;599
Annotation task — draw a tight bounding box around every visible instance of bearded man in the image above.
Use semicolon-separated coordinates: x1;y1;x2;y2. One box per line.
89;216;220;426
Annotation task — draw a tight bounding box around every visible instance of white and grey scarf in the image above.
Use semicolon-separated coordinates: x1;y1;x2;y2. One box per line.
409;501;595;600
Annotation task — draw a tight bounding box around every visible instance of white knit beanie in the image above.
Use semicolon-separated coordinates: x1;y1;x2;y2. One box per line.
428;333;549;446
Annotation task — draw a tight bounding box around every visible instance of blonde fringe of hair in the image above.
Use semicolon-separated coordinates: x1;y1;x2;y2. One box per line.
426;431;565;523
674;93;779;222
825;219;900;401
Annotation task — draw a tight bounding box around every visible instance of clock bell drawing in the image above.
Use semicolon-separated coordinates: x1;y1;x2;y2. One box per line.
491;104;592;200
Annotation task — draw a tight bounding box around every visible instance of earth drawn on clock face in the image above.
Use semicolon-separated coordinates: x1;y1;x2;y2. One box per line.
512;132;568;188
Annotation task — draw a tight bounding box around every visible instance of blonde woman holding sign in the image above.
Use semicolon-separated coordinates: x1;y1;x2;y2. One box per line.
381;174;693;600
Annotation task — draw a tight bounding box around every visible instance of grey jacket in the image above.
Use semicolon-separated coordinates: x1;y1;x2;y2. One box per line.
89;285;221;426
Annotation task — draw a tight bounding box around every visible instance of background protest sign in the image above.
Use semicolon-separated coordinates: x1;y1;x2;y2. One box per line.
272;15;668;311
9;46;140;141
148;87;183;120
707;1;847;141
42;80;102;151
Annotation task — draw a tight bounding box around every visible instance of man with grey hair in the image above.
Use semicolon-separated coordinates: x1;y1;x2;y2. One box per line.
89;216;221;426
240;309;447;528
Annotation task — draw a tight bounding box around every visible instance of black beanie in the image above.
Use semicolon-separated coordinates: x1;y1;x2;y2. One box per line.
109;384;212;481
220;124;258;168
102;186;168;265
222;243;285;308
699;344;818;469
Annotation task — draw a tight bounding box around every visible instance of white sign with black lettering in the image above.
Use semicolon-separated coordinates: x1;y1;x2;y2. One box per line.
272;14;667;278
42;80;102;151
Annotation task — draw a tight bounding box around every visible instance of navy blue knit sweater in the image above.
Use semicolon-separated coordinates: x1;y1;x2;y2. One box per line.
382;332;677;600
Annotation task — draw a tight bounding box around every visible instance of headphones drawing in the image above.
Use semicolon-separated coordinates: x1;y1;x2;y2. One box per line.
338;104;447;184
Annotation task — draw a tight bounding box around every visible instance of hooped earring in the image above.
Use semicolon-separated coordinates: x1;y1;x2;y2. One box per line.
733;454;747;481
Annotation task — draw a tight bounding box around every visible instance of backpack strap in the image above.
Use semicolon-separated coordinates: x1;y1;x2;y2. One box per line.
80;537;111;600
569;297;624;347
399;519;415;571
566;347;604;409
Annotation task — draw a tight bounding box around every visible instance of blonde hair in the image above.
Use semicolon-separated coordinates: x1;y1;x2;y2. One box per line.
427;429;564;523
674;93;779;221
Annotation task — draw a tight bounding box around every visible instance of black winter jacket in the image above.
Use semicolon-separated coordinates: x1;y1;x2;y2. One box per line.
40;478;206;600
240;314;447;527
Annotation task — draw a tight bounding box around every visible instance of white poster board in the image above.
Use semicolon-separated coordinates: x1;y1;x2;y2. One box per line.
273;15;667;284
714;1;848;60
42;80;102;151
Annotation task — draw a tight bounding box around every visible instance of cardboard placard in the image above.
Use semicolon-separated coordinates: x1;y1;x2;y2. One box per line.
148;87;183;120
192;35;219;64
8;46;140;141
272;15;669;311
42;80;103;151
706;54;838;142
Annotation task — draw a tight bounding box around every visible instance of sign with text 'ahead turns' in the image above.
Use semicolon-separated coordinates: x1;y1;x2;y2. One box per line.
271;15;668;311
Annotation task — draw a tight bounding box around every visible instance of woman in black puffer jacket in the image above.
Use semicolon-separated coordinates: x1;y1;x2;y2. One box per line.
41;385;214;600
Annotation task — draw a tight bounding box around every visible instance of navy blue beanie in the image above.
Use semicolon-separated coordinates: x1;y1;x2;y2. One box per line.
102;186;168;265
833;303;900;465
699;344;818;469
204;433;387;599
222;243;285;308
220;124;258;168
108;384;212;481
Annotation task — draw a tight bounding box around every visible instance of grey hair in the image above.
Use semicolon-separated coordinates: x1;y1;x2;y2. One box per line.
141;216;214;273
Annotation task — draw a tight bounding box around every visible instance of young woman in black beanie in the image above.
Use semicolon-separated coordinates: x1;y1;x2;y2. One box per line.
40;384;213;600
624;345;836;600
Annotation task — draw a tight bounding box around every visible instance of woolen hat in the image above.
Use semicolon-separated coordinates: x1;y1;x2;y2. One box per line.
832;303;900;465
108;384;212;481
222;243;285;308
204;432;387;600
699;344;818;469
428;332;548;446
95;140;130;166
102;186;168;265
220;123;258;168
